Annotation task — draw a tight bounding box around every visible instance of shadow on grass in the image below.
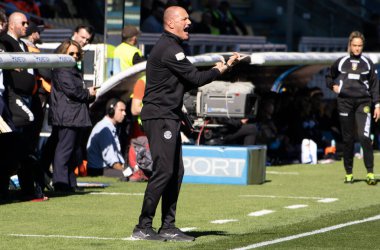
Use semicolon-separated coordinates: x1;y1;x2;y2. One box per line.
1;188;92;204
188;230;231;238
351;178;379;185
45;190;92;198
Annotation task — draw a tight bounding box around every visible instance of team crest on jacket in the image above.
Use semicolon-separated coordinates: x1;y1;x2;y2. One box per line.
363;106;370;113
164;130;172;139
351;62;358;71
175;52;185;61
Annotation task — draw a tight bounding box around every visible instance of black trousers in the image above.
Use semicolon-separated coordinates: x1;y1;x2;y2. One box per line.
0;132;18;199
53;126;84;188
337;97;374;174
39;127;58;179
0;97;16;199
138;119;183;229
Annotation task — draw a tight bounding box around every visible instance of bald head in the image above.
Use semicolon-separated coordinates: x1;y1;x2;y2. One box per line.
163;6;191;40
164;6;181;25
8;12;28;39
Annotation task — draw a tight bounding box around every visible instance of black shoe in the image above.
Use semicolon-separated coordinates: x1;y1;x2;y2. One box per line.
131;226;166;241
158;227;195;242
54;183;84;193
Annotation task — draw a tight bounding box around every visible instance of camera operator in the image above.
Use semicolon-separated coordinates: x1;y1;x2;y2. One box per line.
212;117;257;145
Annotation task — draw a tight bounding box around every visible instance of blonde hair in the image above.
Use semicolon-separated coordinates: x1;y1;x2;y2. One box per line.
347;31;365;54
54;40;83;61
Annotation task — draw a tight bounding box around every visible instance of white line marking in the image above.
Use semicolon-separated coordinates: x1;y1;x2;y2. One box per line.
239;195;338;203
8;229;197;241
284;204;308;209
180;227;197;232
210;219;238;224
248;210;275;217
317;198;338;203
266;171;299;175
89;192;144;196
8;234;124;241
232;214;380;250
123;236;140;241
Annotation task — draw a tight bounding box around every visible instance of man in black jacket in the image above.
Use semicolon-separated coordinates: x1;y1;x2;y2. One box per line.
326;31;380;185
0;12;47;201
0;8;16;201
131;5;240;241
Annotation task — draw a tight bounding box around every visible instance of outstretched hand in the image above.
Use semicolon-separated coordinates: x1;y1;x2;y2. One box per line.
226;52;241;67
214;52;242;74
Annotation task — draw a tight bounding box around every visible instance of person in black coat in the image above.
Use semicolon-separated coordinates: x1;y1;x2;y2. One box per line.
131;6;240;241
0;9;16;202
50;40;97;192
0;12;46;201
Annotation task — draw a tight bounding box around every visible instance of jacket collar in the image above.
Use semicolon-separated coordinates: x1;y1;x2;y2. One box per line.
350;53;362;59
163;30;183;44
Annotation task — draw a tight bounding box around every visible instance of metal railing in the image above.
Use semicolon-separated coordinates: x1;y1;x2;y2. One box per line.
138;33;287;56
298;37;347;52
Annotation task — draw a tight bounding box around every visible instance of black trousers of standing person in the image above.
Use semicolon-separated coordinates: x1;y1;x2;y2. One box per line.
138;119;184;229
0;96;16;200
53;126;84;190
17;97;46;199
0;132;18;200
39;127;58;186
337;97;374;174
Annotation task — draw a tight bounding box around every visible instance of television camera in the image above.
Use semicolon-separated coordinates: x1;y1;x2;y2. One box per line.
183;81;258;145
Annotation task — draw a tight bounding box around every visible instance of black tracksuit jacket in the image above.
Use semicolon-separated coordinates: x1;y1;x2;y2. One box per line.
326;54;379;104
141;31;220;121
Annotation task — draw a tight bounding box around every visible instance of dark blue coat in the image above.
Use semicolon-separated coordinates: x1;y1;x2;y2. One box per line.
50;66;94;127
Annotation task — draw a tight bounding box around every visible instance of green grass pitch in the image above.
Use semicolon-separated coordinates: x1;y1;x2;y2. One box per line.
1;154;379;249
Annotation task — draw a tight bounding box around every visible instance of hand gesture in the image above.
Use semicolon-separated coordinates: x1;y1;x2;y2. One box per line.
88;86;97;96
214;52;242;74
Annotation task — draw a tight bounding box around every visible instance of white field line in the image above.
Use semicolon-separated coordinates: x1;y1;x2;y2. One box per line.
318;198;338;203
232;214;380;250
89;192;144;196
266;171;299;175
211;219;238;224
284;204;308;209
7;227;196;241
239;195;338;203
8;234;123;241
248;210;275;217
181;227;197;232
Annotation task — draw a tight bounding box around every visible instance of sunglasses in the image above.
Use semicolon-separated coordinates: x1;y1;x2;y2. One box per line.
68;52;81;57
21;21;29;26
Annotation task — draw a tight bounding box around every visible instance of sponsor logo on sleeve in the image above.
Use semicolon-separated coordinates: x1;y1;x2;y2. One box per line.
175;52;185;61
